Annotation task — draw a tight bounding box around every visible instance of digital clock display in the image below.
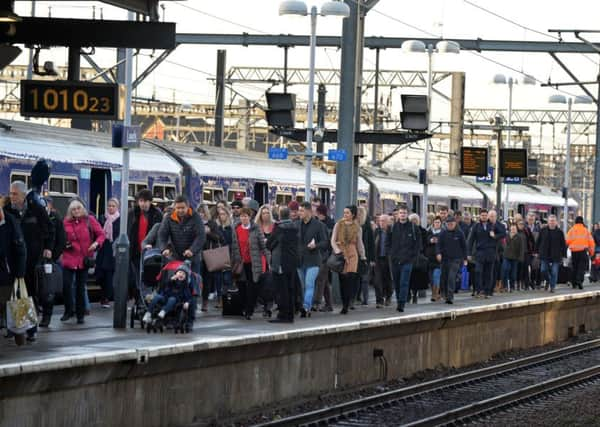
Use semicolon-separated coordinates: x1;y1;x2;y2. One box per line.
20;80;121;120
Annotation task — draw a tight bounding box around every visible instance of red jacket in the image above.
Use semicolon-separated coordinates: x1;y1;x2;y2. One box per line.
62;215;105;270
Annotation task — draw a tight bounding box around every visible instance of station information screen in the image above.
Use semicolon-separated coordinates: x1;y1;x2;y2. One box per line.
499;148;528;178
20;80;121;120
460;146;488;176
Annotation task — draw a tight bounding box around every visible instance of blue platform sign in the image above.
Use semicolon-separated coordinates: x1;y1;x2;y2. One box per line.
504;176;522;184
268;147;288;160
328;149;347;161
112;124;141;149
476;167;494;184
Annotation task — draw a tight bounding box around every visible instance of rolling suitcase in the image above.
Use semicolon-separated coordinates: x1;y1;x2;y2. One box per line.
35;262;63;298
558;265;572;285
222;286;244;316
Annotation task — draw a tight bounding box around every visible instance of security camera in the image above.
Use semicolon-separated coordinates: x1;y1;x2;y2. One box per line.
43;61;58;76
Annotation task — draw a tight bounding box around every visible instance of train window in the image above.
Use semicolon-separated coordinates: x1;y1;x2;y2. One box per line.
213;189;224;202
412;195;421;215
203;188;224;205
153;185;165;200
427;204;436;213
318;188;330;206
49;178;63;193
296;193;305;203
129;183;147;198
357;198;367;206
227;189;245;202
164;186;177;201
64;179;78;194
276;193;292;206
10;173;31;188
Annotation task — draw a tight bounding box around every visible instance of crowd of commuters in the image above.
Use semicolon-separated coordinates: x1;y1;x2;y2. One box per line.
1;178;599;344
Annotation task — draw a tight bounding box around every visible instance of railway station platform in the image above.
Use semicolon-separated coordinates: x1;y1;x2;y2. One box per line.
2;283;600;427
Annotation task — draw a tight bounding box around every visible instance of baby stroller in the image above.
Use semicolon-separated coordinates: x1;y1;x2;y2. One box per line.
130;248;163;329
144;260;200;334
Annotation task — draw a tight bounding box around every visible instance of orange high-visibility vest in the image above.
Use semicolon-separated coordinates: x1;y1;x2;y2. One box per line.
566;223;595;255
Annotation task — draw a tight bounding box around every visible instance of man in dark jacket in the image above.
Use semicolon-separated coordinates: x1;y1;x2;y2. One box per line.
467;209;505;298
374;214;393;307
313;204;334;311
386;206;421;312
127;189;162;291
0;204;27;337
38;197;67;327
537;214;567;292
5;180;54;341
267;208;299;323
158;195;205;275
436;216;467;304
296;202;328;316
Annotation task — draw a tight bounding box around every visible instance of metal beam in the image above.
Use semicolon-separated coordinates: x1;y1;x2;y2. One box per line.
548;52;597;103
132;48;175;90
465;108;597;125
100;0;159;20
175;33;600;53
225;66;451;88
0;17;176;49
81;53;115;84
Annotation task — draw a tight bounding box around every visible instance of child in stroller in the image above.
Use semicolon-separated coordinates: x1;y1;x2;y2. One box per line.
143;263;194;333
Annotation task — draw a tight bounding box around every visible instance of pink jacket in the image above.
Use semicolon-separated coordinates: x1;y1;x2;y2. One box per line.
62;215;106;270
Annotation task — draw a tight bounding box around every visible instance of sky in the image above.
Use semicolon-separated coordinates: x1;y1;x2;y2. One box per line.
11;0;600;168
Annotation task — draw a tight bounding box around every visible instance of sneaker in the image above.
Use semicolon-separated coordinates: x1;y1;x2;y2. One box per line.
100;299;111;309
142;312;152;323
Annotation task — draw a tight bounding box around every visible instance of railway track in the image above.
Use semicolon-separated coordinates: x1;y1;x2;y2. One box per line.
254;338;600;427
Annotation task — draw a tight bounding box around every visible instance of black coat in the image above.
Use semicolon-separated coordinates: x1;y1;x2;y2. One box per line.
4;197;53;268
298;217;328;267
96;215;120;271
361;221;376;263
467;221;505;262
436;228;467;261
127;206;162;261
0;211;26;285
157;211;206;261
386;221;421;265
425;229;442;267
267;219;299;274
49;210;66;262
538;227;567;262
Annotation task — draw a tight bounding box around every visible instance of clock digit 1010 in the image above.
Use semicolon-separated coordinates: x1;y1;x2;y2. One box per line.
20;80;121;120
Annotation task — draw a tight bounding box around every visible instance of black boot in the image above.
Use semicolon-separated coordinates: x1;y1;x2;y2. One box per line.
39;314;51;328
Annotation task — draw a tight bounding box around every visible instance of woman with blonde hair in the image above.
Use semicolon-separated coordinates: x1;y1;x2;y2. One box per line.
96;198;120;308
62;199;105;324
331;205;366;314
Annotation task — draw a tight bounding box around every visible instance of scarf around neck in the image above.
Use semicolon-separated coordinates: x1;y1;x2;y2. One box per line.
103;211;120;242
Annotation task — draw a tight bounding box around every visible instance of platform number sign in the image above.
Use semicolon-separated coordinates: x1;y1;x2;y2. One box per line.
20;80;121;120
268;147;288;160
328;149;347;161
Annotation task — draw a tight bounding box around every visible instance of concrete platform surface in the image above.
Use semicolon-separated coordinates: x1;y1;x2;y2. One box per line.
1;282;599;377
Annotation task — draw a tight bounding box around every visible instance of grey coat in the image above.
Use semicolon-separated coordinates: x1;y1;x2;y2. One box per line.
231;223;266;283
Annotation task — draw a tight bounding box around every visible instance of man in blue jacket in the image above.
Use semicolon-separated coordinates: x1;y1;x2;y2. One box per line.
467;209;506;298
436;216;467;304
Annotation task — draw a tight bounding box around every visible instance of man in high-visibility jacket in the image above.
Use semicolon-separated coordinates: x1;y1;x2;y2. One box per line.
566;216;595;289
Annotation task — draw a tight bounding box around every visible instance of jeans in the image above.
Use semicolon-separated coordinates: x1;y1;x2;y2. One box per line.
440;260;461;302
501;258;519;291
475;259;495;296
63;268;89;320
392;262;413;307
68;275;91;311
430;267;441;287
297;266;319;310
541;260;560;290
149;294;178;315
214;270;232;297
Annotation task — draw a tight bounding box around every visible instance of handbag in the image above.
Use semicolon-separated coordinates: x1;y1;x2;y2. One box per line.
415;254;429;272
326;252;345;273
460;265;470;291
202;245;231;272
6;278;38;334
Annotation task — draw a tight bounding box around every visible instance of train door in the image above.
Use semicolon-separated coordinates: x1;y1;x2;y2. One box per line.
412;195;421;215
450;198;459;212
89;168;111;217
318;187;331;207
254;182;269;206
